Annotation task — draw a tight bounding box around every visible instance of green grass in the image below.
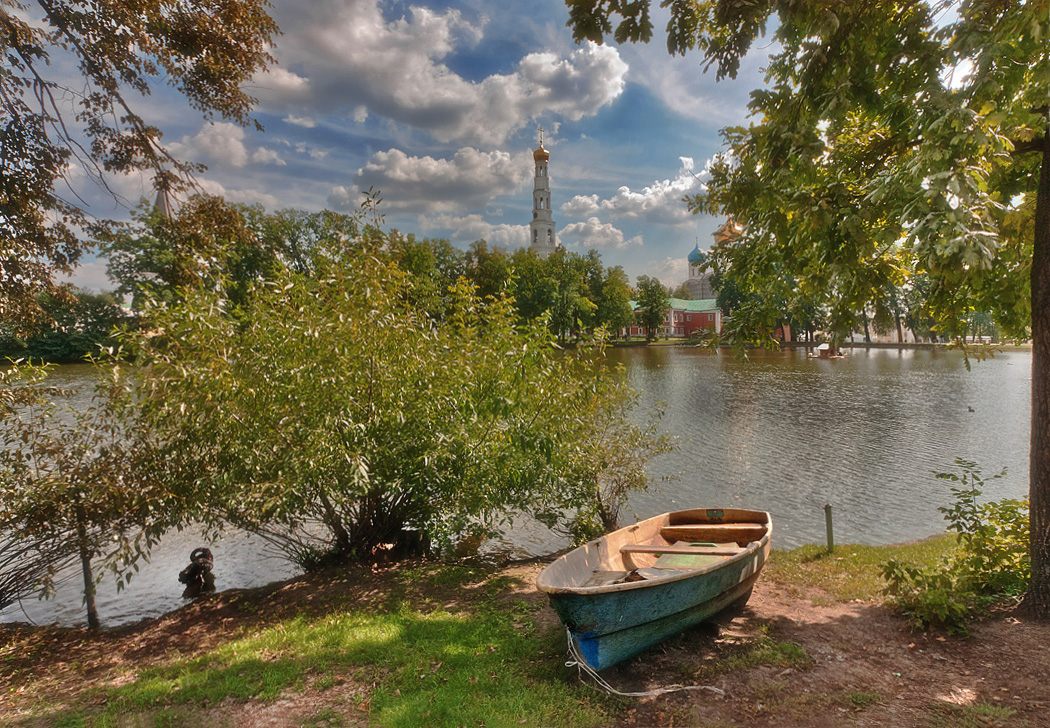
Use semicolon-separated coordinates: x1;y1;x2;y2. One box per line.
690;624;813;681
8;539;973;728
925;701;1019;727
841;690;883;709
765;535;960;602
26;565;609;728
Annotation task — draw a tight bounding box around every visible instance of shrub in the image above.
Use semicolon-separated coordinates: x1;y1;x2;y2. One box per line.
127;234;668;564
881;458;1028;633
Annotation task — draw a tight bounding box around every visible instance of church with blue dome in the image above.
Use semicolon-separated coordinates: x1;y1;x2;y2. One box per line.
683;243;715;299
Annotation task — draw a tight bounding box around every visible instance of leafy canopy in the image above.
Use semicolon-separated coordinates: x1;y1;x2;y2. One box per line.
126;230;666;562
0;0;278;330
567;0;1046;341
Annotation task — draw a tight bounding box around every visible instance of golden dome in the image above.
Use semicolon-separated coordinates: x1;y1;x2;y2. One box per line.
533;145;549;161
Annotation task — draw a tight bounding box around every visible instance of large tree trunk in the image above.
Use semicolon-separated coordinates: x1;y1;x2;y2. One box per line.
1025;127;1050;618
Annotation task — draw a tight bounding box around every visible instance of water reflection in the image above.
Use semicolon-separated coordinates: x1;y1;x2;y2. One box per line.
1;348;1031;626
618;347;1030;550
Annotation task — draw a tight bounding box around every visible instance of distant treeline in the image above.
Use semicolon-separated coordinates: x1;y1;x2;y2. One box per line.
0;291;132;364
5;199;685;363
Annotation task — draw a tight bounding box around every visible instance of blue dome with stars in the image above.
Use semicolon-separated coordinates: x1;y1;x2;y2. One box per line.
688;245;706;265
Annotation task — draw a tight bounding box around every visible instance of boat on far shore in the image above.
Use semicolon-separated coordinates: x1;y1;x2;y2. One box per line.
536;507;772;671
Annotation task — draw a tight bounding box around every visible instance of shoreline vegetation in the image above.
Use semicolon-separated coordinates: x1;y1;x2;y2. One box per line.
4;534;1047;728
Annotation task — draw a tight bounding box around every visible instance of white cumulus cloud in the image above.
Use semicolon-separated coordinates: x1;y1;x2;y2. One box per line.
642;256;690;288
422;213;529;249
342;147;532;213
559;217;643;249
283;115;317;128
562;157;705;224
254;0;627;145
170;123;285;169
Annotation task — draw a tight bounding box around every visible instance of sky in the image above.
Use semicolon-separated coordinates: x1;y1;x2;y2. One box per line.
65;0;771;292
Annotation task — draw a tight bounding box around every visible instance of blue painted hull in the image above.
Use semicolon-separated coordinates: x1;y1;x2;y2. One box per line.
538;508;771;671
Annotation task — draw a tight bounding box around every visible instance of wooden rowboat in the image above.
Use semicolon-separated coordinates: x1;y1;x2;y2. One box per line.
536;507;772;671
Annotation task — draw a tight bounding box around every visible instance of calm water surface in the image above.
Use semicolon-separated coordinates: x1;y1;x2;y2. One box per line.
612;346;1030;550
1;348;1031;626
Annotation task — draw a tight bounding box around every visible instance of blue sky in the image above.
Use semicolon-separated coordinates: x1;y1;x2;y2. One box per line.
67;0;769;291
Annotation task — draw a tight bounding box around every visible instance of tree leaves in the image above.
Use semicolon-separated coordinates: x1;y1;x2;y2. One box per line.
1;0;278;331
126;231;667;562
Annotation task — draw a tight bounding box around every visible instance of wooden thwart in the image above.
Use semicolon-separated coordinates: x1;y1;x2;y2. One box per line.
620;544;746;556
660;523;766;544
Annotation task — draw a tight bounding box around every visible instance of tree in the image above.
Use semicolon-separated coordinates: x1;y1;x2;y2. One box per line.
0;361;172;628
98;198;367;313
596;266;634;336
126;231;665;563
670;282;693;300
0;290;129;362
464;240;512;300
565;0;1050;612
635;275;669;342
0;0;278;331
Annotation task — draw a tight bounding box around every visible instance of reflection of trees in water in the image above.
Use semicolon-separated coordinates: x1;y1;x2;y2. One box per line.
615;347;1030;549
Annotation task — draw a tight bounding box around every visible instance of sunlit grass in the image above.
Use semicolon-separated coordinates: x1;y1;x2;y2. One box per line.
35;565;608;728
765;535;960;602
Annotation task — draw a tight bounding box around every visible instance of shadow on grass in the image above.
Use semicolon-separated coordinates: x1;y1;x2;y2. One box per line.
27;564;609;728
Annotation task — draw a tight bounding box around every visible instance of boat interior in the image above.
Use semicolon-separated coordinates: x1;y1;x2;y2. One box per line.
539;509;770;591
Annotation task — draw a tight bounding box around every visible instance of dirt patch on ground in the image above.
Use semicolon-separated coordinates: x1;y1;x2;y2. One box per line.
602;577;1050;727
3;560;1049;727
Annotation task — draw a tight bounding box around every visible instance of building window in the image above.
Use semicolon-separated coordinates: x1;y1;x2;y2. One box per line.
547;229;553;244
687;314;691;321
708;314;714;322
533;229;538;244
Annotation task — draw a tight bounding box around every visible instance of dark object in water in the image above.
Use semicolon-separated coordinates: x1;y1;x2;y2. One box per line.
179;547;215;598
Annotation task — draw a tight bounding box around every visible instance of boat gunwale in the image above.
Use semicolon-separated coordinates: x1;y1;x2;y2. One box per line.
536;508;772;596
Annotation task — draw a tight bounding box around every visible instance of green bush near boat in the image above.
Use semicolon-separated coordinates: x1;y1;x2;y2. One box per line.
882;460;1029;634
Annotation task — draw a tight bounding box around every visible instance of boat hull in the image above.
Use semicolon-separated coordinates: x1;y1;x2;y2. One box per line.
537;508;771;671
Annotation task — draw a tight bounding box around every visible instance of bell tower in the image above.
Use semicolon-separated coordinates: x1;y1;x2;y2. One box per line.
528;126;558;258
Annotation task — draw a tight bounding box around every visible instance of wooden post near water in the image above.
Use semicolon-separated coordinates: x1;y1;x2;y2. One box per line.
824;503;834;554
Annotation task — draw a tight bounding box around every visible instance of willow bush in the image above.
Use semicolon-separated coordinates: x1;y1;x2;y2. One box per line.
128;235;665;565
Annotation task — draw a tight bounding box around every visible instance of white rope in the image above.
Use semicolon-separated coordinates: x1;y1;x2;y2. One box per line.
564;628;725;698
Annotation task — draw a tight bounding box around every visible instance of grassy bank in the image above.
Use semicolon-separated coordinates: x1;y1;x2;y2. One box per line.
1;537;959;727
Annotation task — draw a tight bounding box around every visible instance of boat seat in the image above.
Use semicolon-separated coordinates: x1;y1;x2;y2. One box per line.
660;523;766;544
620;543;746;556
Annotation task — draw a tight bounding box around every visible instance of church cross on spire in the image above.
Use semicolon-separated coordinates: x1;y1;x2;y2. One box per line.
538;124;544;147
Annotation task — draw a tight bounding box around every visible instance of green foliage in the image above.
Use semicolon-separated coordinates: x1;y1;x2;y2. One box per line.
0;360;174;626
634;275;669;341
96;198;365;313
936;460;1029;596
881;459;1029;632
127;230;667;563
566;1;1045;345
0;291;130;363
559;392;674;543
881;561;974;634
1;0;278;332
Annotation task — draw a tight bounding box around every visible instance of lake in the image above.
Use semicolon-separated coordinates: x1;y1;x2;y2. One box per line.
0;346;1031;627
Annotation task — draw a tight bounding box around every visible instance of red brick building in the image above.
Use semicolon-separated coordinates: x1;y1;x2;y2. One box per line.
622;297;722;339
